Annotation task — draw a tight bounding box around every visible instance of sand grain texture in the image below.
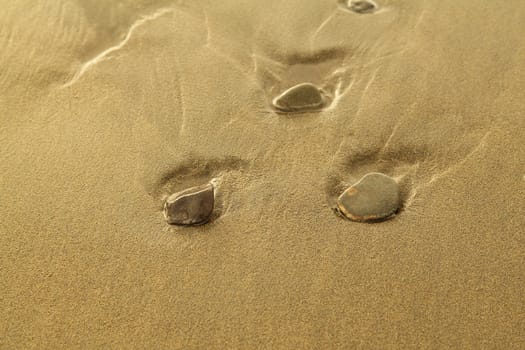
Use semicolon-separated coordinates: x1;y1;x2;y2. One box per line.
1;0;524;349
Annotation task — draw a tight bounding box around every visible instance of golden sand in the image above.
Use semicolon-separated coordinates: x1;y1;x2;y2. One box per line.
1;0;524;348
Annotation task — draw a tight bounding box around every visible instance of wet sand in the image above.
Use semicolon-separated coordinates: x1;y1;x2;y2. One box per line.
1;0;524;348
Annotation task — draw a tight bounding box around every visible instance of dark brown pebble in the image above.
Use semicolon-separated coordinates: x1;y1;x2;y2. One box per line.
164;183;214;226
272;83;326;113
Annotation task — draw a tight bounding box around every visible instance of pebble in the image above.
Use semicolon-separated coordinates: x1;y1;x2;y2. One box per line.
337;172;399;222
339;0;378;14
164;183;214;226
272;83;326;113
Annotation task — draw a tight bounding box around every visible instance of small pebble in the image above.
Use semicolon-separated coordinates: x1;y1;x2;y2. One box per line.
164;183;214;226
272;83;326;113
339;0;378;14
337;172;399;222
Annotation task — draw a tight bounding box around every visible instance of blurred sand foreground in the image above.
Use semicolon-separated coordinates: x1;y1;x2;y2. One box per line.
1;0;524;348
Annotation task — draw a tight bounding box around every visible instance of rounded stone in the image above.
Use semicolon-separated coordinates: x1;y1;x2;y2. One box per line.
272;83;326;113
164;183;214;226
339;0;378;14
337;172;399;222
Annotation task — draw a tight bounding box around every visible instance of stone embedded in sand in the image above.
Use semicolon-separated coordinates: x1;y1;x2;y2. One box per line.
272;83;326;113
337;172;399;222
164;183;214;226
339;0;378;14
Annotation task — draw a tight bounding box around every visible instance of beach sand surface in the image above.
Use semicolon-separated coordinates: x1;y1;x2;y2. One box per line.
1;0;524;348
